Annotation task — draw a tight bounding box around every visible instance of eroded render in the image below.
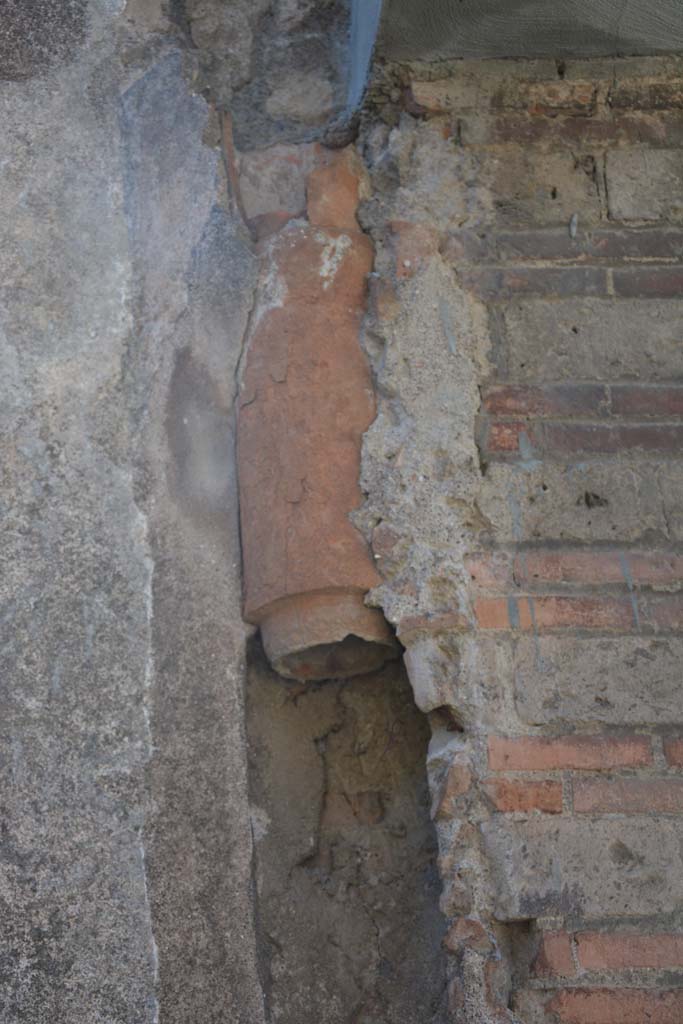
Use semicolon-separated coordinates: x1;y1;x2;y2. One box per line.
3;1;683;1022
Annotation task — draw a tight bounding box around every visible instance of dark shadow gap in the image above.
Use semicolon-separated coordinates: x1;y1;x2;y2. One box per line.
245;637;449;1024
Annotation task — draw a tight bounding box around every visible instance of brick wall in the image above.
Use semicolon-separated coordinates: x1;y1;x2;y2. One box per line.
362;54;683;1021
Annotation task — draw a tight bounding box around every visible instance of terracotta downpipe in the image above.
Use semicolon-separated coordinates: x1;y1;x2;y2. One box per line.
237;151;398;681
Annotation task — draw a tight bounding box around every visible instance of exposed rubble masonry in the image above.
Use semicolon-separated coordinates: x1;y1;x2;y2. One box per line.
355;53;683;1023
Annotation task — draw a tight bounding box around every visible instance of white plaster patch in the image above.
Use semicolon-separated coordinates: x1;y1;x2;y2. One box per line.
317;232;351;290
249;804;271;843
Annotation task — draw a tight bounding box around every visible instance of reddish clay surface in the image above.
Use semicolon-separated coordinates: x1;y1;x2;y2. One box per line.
237;177;397;679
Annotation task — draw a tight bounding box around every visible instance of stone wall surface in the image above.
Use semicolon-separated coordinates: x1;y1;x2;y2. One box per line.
0;2;263;1021
5;1;683;1022
358;54;683;1022
0;1;445;1021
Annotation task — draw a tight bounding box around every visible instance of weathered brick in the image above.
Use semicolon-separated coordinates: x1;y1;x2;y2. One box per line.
475;595;635;632
462;266;608;300
525;81;597;116
397;611;471;644
664;736;683;767
463;110;683;149
514;636;683;727
610;79;683;109
610;384;683;417
474;597;512;629
482;384;608;418
482;420;532;454
481;817;683;919
483;778;563;814
409;71;596;115
483;384;683;421
546;988;683;1024
488;734;652;771
464;551;512;590
445;227;683;263
574;777;683;813
606;149;683;221
502;299;683;382
514;549;683;587
532;931;575;977
537;422;683;456
613;266;683;298
577;931;683;970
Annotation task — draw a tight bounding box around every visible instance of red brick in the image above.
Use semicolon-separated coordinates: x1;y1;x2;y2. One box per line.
524;595;635;631
307;150;360;231
525;81;597;116
461;266;608;300
514;549;683;588
483;778;563;813
471;110;683;148
482;384;608;418
397;611;471;642
465;552;512;590
475;595;635;631
473;597;513;629
482;420;534;454
546;988;683;1024
613;267;683;298
452;227;683;263
541;422;683;455
610;384;683;417
664;736;683;767
577;932;683;970
532;931;575;977
515;550;622;585
488;734;653;772
574;777;683;813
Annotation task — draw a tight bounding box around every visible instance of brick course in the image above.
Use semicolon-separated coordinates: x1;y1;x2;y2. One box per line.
374;55;683;1022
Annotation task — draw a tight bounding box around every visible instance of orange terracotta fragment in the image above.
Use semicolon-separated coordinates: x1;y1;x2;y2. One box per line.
237;211;397;680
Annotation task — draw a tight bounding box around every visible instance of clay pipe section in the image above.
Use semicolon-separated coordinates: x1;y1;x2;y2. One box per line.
237;165;397;681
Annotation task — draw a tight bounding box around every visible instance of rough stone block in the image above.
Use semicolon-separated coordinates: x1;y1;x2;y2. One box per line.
573;777;683;813
483;149;602;227
479;461;667;545
606;149;683;221
514;636;683;726
481;816;683;919
501;298;683;381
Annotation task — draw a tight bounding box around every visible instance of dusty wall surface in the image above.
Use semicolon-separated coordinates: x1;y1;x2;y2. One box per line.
6;1;683;1022
359;54;683;1022
247;647;448;1023
0;0;274;1018
0;1;444;1021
